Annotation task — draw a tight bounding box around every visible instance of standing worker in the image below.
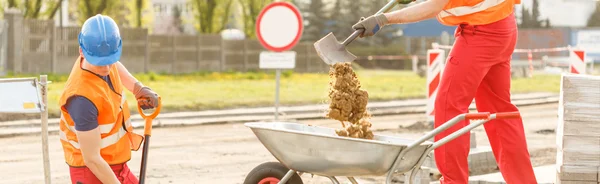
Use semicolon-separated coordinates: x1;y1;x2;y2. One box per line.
352;0;537;183
58;14;159;184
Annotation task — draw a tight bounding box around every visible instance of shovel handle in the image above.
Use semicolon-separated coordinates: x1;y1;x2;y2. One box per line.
137;97;162;136
342;29;364;46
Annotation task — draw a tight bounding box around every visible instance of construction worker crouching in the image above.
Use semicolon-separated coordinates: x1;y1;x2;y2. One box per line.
58;14;159;184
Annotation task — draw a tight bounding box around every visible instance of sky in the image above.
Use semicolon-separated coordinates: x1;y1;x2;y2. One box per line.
517;0;597;27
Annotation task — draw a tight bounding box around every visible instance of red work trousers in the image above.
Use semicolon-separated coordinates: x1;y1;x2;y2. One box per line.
433;13;538;184
69;163;139;184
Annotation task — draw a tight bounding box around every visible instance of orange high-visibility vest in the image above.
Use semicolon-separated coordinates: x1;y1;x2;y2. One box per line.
437;0;520;26
59;56;143;167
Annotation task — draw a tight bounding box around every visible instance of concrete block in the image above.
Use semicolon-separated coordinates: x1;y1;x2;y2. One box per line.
557;165;598;181
555;180;597;184
468;146;497;172
559;75;600;137
471;131;477;148
557;136;600;166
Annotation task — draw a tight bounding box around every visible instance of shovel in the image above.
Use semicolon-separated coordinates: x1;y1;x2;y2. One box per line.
314;0;412;65
138;97;162;184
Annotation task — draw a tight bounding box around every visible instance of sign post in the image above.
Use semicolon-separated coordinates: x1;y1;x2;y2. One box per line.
0;76;51;183
256;1;303;120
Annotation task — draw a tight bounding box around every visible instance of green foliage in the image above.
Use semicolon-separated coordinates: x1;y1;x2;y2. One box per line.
3;0;63;19
69;0;153;27
124;0;153;28
519;0;551;28
189;0;234;33
71;0;120;25
298;0;328;42
5;71;561;119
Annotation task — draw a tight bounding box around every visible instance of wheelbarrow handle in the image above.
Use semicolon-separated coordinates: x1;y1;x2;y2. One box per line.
386;111;521;184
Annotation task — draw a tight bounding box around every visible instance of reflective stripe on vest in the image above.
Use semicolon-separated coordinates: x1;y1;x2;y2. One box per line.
59;119;131;149
59;125;127;149
121;90;126;106
438;0;506;18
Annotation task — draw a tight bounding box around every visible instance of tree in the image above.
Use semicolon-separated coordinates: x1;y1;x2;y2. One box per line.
172;5;185;33
2;0;63;19
124;0;153;28
118;0;154;30
189;0;234;34
70;0;124;25
587;2;600;27
300;0;329;42
518;0;550;28
328;0;344;35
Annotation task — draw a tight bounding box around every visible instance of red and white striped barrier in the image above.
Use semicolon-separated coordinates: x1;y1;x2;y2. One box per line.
569;49;586;74
432;42;587;75
426;49;445;121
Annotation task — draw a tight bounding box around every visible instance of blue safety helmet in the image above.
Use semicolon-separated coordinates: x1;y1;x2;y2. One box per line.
78;14;122;66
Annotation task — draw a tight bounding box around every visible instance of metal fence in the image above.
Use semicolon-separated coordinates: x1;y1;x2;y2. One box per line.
0;20;7;76
3;11;329;74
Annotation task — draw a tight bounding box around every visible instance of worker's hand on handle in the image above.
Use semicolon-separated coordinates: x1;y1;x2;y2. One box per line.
352;14;389;38
133;82;159;110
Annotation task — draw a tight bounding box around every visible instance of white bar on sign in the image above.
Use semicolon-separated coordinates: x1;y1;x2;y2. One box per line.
259;51;296;69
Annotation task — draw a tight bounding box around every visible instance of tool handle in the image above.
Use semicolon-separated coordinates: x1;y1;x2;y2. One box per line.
137;97;162;136
139;135;151;184
137;96;162;119
342;29;363;46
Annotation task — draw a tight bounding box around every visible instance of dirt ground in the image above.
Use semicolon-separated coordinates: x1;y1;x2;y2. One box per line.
0;103;558;184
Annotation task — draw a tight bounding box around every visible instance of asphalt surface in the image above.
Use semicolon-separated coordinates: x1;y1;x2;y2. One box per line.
0;103;559;184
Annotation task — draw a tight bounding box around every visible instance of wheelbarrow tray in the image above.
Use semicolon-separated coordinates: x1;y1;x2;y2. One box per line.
245;122;432;177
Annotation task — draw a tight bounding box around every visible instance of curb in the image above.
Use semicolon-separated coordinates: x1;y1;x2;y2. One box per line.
0;93;558;138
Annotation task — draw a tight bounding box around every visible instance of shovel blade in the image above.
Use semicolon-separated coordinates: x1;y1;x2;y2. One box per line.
314;33;357;65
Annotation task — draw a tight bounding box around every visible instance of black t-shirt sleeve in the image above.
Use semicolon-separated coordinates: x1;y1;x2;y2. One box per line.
65;96;99;132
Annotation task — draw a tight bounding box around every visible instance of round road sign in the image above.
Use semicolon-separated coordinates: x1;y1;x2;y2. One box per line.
256;2;303;52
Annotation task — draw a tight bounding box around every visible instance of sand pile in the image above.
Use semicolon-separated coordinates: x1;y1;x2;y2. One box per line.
326;62;374;139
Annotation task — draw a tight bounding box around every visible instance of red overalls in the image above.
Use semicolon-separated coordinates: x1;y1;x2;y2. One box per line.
69;163;138;184
433;13;538;183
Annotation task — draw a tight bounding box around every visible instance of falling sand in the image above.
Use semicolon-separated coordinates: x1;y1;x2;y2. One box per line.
326;62;374;140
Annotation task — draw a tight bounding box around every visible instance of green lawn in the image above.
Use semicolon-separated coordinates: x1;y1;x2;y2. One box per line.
5;70;561;118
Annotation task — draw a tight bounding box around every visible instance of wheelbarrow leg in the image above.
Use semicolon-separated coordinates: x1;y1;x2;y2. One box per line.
347;177;359;184
327;176;340;184
277;170;297;184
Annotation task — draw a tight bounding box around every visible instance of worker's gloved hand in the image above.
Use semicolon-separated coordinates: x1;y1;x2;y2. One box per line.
352;14;389;38
133;82;159;110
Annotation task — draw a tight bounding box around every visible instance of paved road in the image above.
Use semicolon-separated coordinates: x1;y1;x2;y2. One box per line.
0;103;558;184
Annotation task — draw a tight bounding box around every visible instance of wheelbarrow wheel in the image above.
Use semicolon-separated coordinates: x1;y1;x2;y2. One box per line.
243;162;303;184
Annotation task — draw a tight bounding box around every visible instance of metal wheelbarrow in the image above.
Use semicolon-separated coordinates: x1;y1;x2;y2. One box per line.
243;112;522;184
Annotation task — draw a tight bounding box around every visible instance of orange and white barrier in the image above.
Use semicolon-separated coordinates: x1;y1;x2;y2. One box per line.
426;49;445;121
569;49;586;74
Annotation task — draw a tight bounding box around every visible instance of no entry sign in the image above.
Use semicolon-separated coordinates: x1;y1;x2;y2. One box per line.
256;2;303;52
